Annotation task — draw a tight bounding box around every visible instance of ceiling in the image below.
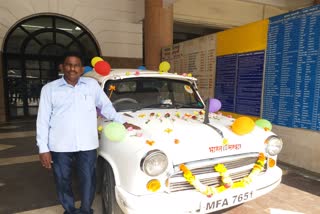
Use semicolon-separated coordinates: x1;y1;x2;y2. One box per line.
173;22;223;44
237;0;314;10
173;0;315;44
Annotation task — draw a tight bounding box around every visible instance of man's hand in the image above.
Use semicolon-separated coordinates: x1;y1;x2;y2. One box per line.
123;122;141;130
39;152;52;169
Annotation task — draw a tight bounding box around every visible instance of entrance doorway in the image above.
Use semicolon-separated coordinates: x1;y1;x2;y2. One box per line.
3;15;100;119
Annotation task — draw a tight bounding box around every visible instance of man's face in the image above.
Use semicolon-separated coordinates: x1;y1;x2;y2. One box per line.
60;56;84;85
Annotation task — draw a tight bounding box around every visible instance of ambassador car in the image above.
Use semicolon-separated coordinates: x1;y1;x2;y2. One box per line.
85;69;283;214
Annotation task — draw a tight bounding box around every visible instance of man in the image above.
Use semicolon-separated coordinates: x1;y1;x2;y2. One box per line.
36;52;138;214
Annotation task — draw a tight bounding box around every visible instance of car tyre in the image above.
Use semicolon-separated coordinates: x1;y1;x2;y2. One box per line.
101;160;124;214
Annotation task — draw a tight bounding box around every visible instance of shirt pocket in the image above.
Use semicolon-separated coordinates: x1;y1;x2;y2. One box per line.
82;94;96;112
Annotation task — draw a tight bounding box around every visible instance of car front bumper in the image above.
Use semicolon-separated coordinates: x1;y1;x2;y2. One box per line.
115;166;282;214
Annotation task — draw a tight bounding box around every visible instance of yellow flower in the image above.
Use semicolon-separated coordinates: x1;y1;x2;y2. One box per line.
180;151;267;196
232;181;245;188
164;128;173;133
216;185;226;193
97;125;103;132
204;186;215;196
242;177;252;185
214;164;227;173
222;138;228;145
138;114;146;118
184;172;194;182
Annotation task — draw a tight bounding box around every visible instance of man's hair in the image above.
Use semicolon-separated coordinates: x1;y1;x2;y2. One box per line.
61;51;84;65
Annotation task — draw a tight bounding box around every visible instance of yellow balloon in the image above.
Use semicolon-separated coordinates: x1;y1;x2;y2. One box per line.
91;56;103;67
231;116;255;135
159;61;171;72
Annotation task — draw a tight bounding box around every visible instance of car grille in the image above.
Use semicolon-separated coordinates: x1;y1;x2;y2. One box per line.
168;153;260;192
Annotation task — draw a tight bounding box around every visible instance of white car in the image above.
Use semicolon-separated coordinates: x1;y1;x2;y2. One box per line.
86;69;283;214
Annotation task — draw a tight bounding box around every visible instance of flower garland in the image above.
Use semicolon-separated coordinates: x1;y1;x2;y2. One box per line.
179;153;266;197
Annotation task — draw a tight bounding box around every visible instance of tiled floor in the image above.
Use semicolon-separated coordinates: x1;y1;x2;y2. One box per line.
0;119;319;214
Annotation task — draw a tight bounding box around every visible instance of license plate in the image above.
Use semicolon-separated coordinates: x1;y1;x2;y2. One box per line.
200;190;255;213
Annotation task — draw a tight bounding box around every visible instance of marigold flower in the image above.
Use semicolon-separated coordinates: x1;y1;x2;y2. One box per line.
214;164;227;173
146;140;155;146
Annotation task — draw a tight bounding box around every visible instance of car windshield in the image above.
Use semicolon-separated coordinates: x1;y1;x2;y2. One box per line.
104;77;204;111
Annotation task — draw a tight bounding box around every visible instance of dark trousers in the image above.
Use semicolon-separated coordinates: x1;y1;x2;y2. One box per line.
51;150;97;214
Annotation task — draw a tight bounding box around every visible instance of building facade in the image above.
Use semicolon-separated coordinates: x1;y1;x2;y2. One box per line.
0;0;308;121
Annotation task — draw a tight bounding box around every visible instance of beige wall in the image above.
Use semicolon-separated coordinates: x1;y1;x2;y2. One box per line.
103;56;142;69
0;0;143;58
274;125;320;173
174;0;288;28
0;0;143;122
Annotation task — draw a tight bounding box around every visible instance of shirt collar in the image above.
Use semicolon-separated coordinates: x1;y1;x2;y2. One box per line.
58;76;87;87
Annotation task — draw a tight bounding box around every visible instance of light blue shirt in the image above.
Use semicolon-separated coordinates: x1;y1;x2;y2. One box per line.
36;76;124;153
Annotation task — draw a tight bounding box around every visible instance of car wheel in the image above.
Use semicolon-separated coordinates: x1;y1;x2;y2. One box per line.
101;160;124;214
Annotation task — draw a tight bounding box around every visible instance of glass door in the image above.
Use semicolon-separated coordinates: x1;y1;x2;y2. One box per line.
24;58;61;116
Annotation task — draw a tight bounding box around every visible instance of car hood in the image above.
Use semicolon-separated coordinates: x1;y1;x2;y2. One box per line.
102;109;271;165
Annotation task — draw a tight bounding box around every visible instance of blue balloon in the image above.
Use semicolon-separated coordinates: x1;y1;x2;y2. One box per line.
138;65;146;70
84;66;93;74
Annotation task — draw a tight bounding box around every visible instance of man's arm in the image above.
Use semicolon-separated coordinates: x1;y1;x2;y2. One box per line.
36;85;53;169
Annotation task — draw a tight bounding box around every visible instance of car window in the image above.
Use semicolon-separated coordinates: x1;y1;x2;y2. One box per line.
104;78;204;111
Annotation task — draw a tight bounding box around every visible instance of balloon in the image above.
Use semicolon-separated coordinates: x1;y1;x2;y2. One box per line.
94;61;111;76
255;119;272;131
91;56;103;67
209;98;222;113
159;61;170;72
231;117;255;135
138;65;146;70
103;122;127;142
84;66;92;74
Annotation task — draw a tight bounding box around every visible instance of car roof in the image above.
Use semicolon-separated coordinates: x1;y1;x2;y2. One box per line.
83;69;197;84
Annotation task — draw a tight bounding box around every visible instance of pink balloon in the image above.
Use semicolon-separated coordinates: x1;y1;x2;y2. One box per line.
209;98;222;113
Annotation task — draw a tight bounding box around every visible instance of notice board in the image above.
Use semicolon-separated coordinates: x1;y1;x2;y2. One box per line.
215;20;268;117
161;34;216;100
263;5;320;130
215;51;264;116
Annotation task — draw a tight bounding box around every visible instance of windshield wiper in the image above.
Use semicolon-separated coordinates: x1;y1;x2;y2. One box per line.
174;103;202;109
131;103;173;112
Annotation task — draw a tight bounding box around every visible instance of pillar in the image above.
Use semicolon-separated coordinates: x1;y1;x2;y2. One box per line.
144;0;173;70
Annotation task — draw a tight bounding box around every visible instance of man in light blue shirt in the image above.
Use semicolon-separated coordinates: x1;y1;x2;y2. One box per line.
36;52;137;214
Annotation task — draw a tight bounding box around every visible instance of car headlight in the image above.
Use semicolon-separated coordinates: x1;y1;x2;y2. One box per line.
265;135;283;156
141;150;168;176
